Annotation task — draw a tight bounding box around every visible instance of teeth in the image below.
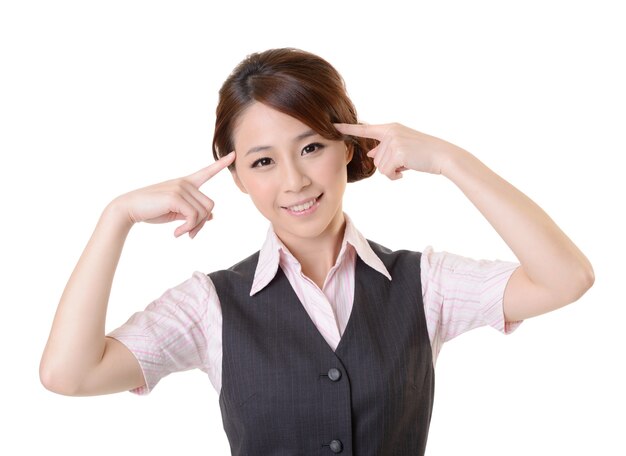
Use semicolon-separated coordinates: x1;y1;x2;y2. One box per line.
288;197;316;212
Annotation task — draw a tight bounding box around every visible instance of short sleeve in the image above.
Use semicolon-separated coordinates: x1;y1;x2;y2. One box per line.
421;246;523;365
106;271;218;395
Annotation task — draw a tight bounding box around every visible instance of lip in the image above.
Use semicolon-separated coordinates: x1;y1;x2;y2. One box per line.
281;193;323;209
282;194;322;217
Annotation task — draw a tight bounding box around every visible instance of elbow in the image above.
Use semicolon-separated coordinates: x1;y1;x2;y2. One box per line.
583;264;595;290
548;264;595;309
39;359;82;396
578;261;595;296
567;264;595;304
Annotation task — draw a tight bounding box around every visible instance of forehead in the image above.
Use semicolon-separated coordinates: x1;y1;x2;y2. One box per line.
233;102;311;146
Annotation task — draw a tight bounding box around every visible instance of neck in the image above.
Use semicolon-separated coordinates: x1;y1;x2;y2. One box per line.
277;211;347;288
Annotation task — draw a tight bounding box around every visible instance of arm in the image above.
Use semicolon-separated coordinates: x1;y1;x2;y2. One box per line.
40;152;236;396
39;200;145;396
335;122;595;323
441;148;595;322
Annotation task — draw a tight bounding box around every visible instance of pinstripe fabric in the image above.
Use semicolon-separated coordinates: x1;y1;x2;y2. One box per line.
106;214;522;399
211;240;434;455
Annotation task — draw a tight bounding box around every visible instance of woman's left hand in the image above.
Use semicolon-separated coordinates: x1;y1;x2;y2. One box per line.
334;122;463;180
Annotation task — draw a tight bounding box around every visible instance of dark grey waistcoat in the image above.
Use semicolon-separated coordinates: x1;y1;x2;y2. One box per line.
209;240;435;455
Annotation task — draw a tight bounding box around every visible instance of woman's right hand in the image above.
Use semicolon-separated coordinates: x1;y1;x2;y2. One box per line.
113;151;236;239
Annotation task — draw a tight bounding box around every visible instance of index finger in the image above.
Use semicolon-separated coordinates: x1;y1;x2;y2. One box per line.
186;151;236;187
334;123;389;140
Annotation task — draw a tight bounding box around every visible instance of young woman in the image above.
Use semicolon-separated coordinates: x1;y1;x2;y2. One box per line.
40;48;594;455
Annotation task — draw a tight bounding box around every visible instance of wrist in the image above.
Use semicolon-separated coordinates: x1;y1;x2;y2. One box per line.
103;198;135;232
440;145;475;180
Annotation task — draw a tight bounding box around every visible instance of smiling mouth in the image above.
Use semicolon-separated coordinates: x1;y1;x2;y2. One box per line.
282;193;323;212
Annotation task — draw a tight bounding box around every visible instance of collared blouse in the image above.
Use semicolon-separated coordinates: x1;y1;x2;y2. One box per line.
107;213;522;395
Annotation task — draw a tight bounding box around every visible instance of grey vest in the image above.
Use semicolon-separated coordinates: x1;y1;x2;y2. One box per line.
209;240;435;455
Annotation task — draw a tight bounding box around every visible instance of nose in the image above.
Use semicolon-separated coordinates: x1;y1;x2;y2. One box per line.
281;157;311;193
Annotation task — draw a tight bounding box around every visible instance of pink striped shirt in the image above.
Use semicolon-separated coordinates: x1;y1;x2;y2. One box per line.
107;213;522;396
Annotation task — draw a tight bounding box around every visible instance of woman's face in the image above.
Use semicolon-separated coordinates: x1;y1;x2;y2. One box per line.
230;102;353;247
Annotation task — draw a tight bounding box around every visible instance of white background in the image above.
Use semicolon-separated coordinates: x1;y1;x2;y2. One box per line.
1;1;624;454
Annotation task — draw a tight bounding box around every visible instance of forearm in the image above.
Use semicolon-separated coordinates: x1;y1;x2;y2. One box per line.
335;121;594;313
40;199;134;391
441;147;594;300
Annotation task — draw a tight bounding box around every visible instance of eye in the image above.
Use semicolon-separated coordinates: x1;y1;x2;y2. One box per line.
302;143;324;155
251;157;273;168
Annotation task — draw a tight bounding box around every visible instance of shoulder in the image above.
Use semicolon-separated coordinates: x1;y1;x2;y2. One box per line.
208;251;260;276
206;250;261;292
420;245;518;277
366;238;422;260
364;239;423;275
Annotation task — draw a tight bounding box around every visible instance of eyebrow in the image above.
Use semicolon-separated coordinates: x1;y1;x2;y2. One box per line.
245;129;318;156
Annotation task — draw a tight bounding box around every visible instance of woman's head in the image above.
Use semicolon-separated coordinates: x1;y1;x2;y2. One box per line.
212;48;376;182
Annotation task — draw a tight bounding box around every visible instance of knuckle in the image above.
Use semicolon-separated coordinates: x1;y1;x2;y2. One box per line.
165;182;185;196
163;191;180;204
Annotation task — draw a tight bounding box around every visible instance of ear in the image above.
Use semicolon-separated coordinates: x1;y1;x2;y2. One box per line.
230;168;248;194
345;143;354;164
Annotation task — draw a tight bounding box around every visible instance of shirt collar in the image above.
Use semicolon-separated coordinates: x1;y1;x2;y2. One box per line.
249;212;392;296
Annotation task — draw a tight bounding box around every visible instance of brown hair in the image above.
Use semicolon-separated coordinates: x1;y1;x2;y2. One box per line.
211;48;377;182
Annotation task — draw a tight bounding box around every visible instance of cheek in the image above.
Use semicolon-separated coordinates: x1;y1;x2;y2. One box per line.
241;175;276;206
320;151;349;181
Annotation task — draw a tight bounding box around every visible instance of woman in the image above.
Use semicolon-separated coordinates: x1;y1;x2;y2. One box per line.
40;48;594;455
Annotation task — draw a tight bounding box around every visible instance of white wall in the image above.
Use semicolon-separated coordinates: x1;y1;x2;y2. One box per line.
1;1;623;454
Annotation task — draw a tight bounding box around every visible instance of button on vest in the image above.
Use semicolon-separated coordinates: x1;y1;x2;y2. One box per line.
210;240;435;455
327;439;343;453
327;368;341;381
